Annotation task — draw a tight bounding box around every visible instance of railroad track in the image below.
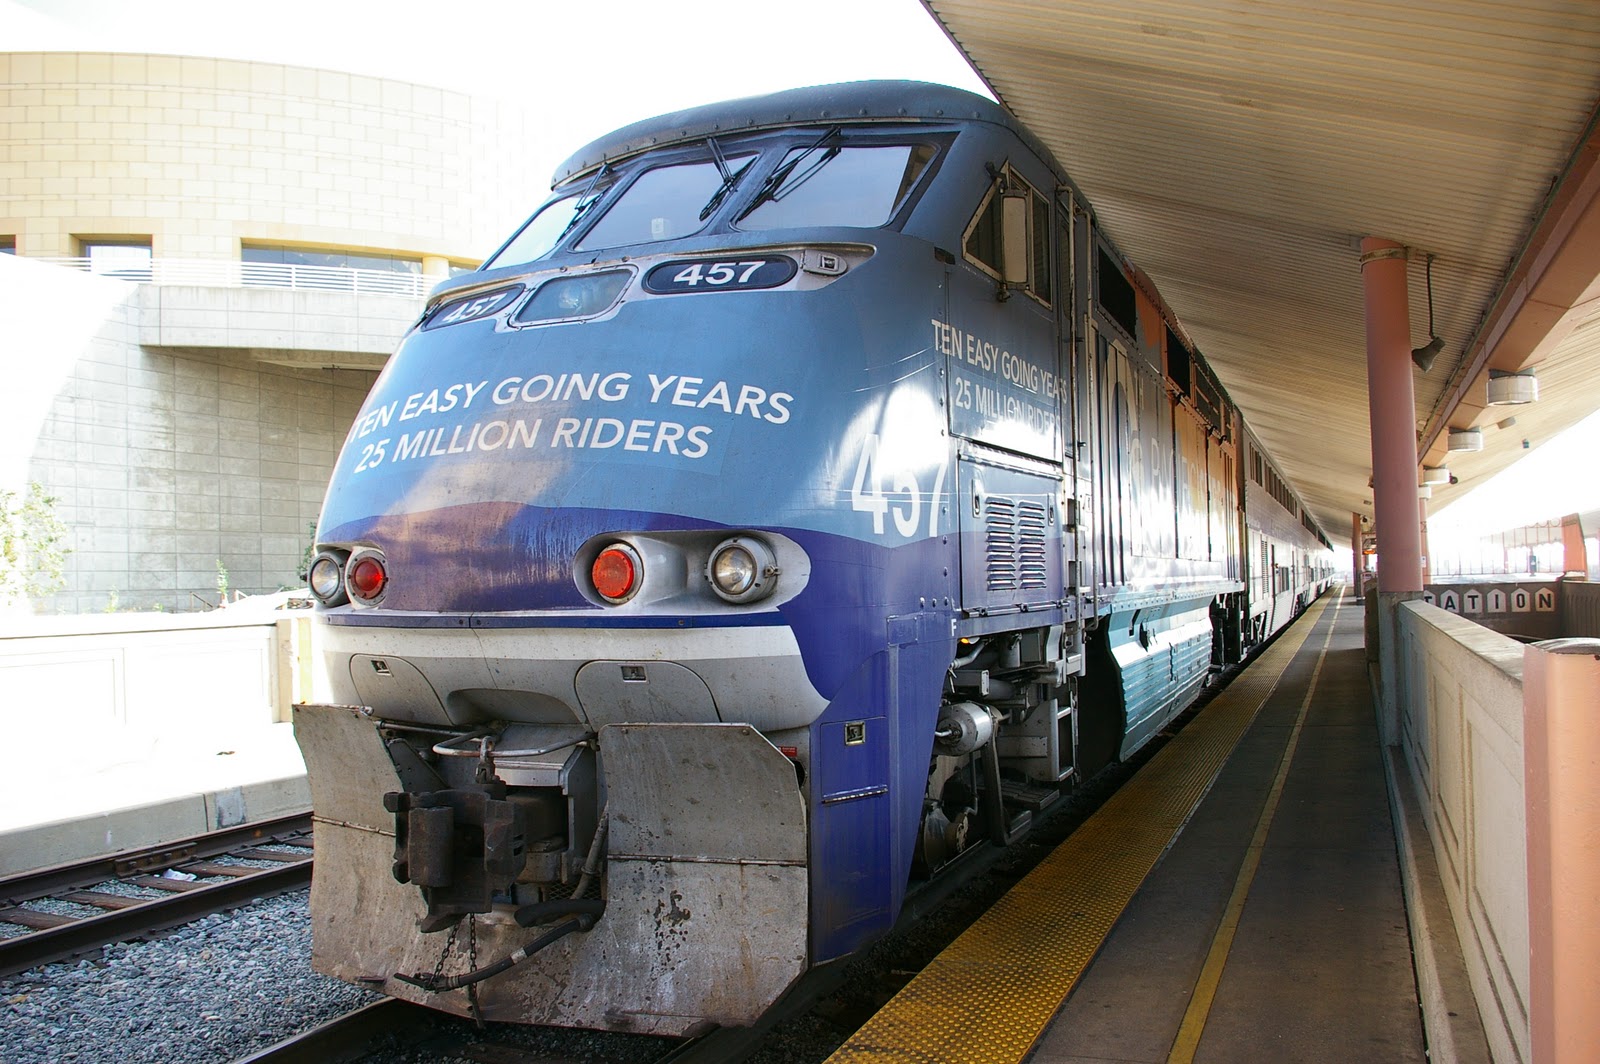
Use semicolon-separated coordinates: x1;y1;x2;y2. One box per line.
233;995;815;1064
0;812;314;978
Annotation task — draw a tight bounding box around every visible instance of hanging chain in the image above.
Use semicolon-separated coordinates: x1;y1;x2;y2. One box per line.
466;913;484;1028
428;920;460;991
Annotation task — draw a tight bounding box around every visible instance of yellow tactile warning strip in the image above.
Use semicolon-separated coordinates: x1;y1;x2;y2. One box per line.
824;594;1333;1064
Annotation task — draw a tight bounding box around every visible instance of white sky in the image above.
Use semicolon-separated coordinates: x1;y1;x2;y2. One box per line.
1430;406;1600;535
7;0;1595;546
4;0;990;187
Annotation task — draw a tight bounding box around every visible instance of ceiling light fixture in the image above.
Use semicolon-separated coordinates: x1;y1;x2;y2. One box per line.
1487;369;1539;406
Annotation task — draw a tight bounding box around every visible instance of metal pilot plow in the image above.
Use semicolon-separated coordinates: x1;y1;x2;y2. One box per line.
294;704;807;1035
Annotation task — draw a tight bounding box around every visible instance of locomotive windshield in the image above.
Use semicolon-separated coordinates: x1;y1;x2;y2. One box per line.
576;155;757;251
736;142;936;231
487;130;943;270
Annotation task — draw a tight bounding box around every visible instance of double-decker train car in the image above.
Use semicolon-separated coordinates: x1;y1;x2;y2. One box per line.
294;81;1334;1035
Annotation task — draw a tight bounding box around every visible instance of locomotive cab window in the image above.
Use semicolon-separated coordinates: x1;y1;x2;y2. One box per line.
577;155;756;252
488;187;599;270
736;143;936;231
962;165;1051;305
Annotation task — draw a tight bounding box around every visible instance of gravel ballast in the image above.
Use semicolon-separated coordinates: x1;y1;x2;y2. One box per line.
0;889;376;1064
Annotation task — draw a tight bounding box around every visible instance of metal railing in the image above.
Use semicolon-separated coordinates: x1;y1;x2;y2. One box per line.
1562;578;1600;638
39;257;442;297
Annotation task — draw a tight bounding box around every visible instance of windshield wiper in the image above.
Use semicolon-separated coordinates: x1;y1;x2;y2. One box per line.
698;136;755;221
735;126;842;221
555;163;615;244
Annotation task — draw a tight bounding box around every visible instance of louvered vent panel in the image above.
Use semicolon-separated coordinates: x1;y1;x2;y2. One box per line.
985;496;1051;592
985;496;1018;591
1017;500;1048;589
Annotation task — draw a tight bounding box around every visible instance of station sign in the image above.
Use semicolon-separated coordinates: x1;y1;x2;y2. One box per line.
1430;581;1558;620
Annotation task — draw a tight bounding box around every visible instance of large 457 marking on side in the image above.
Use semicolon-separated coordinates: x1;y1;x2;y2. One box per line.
850;433;947;538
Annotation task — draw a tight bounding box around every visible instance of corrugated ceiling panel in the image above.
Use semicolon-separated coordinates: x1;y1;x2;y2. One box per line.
926;0;1600;542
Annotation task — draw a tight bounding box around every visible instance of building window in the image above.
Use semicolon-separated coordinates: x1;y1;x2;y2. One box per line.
79;238;153;279
0;236;15;255
242;244;422;275
241;244;425;293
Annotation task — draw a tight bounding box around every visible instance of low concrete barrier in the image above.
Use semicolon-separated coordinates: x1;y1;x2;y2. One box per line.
0;606;317;737
1397;601;1528;1064
0;605;322;872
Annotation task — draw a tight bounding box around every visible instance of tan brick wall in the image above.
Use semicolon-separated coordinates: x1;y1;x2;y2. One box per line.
0;51;547;262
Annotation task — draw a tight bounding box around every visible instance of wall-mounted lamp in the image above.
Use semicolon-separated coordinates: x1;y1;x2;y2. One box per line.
1421;466;1450;485
1446;427;1484;452
1418;485;1434;499
1487;369;1538;406
1411;336;1444;372
1411;254;1444;372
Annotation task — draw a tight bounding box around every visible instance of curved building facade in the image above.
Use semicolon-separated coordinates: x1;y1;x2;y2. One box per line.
0;52;545;612
1;50;539;265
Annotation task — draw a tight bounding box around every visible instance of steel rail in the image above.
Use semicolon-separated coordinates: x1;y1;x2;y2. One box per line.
232;999;438;1064
0;812;314;978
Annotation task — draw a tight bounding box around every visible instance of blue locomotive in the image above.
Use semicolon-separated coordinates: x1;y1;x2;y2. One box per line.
294;81;1334;1034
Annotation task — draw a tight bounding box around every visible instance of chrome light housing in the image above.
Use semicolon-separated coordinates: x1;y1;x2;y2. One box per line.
706;536;779;604
308;549;350;607
345;547;389;606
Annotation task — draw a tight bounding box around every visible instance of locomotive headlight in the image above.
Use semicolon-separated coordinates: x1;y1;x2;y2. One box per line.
592;543;643;604
345;548;389;606
513;270;631;326
308;554;346;603
706;537;779;604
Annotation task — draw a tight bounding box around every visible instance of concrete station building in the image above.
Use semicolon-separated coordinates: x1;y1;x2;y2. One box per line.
0;51;543;612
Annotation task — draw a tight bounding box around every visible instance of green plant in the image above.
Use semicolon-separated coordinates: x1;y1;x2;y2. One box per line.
215;558;230;604
298;519;318;582
0;481;71;607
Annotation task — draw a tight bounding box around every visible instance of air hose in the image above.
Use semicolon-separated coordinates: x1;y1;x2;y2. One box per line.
396;913;598;992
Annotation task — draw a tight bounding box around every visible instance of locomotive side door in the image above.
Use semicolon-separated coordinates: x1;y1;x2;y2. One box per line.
942;162;1065;617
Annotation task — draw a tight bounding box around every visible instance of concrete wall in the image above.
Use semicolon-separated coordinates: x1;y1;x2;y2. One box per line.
1397;601;1529;1064
140;283;411;364
2;255;379;612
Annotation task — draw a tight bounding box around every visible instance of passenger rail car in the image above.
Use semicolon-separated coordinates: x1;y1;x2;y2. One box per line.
294;81;1334;1034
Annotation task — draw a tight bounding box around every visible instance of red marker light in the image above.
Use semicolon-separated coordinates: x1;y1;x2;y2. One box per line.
347;555;387;601
592;545;640;603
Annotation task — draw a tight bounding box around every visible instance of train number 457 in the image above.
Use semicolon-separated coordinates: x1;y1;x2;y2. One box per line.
851;434;946;538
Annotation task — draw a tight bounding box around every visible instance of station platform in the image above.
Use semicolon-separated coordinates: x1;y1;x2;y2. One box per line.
0;720;308;876
828;587;1487;1064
